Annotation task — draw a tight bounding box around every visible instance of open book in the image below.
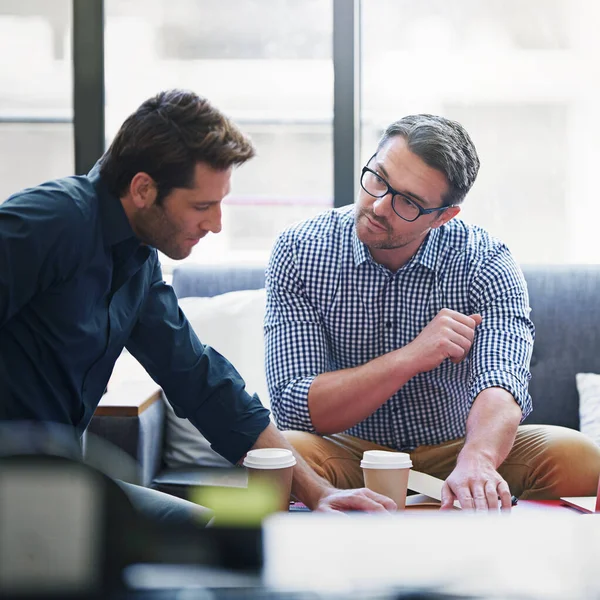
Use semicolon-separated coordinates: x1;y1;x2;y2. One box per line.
407;470;461;509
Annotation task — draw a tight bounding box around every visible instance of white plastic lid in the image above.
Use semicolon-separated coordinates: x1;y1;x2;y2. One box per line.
243;448;297;470
360;450;412;469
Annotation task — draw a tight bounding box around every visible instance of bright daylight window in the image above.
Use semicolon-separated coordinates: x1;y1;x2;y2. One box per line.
0;0;73;203
4;1;598;267
104;0;333;271
362;0;600;264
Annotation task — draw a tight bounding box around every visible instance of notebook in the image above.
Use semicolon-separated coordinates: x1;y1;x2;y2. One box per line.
407;471;519;510
559;496;600;513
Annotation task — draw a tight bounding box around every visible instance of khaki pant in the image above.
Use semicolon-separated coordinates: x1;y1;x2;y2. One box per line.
284;425;600;499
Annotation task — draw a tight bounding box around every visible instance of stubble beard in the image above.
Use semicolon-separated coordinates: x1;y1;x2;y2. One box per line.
132;205;190;260
355;209;412;251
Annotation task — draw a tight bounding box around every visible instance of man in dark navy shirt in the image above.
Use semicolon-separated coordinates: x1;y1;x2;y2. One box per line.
0;89;395;522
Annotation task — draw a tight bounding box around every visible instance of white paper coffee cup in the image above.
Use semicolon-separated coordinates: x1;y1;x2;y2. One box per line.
361;450;412;510
243;449;297;512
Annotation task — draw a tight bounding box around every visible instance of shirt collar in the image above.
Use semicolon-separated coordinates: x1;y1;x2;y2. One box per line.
352;225;371;267
88;161;137;247
414;227;440;272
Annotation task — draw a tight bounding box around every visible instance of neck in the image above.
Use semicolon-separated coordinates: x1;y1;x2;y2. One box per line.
119;193;135;221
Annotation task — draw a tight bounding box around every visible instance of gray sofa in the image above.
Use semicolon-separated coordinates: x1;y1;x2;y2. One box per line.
87;264;600;495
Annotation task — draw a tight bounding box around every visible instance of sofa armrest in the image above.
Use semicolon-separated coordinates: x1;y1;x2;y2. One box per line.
86;354;165;487
87;396;165;488
94;379;162;417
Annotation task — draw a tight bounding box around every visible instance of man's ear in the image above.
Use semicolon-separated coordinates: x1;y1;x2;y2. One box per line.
129;172;157;209
432;205;461;229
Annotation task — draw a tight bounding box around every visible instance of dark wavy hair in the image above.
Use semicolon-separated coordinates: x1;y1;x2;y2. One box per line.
99;89;255;204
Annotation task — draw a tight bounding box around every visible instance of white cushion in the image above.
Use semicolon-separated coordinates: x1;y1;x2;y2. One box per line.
575;372;600;447
163;288;269;469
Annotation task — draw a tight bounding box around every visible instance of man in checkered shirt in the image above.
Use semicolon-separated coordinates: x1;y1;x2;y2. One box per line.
265;114;600;510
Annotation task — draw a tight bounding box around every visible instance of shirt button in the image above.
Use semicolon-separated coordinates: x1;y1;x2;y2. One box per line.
385;321;392;329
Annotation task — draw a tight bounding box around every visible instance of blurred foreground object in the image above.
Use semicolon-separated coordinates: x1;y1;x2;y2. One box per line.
0;453;137;598
0;423;263;598
0;420;140;484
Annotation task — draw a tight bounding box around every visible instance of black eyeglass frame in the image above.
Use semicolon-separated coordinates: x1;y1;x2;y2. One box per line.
360;154;454;222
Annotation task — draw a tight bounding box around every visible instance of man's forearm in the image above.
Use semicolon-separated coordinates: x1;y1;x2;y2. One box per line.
458;387;522;467
307;347;418;434
249;422;334;510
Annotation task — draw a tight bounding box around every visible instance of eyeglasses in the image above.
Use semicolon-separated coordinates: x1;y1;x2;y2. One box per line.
360;154;452;222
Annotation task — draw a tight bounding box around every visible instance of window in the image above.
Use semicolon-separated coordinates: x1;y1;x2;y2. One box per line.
362;0;600;264
104;0;333;268
0;0;72;202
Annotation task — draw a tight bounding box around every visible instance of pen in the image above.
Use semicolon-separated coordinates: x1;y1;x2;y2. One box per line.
511;495;518;506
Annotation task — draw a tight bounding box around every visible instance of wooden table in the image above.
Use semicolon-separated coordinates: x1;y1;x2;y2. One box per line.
95;352;162;417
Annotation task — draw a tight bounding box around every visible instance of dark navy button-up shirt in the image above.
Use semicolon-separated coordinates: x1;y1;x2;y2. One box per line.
0;165;270;464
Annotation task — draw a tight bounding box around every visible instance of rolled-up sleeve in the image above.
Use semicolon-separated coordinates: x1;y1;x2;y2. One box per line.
469;246;535;419
126;259;271;464
265;233;332;432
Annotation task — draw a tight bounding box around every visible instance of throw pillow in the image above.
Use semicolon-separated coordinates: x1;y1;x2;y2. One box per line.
575;372;600;447
163;288;269;469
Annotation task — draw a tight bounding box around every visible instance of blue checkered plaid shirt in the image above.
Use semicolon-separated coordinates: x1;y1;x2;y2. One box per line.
265;205;534;451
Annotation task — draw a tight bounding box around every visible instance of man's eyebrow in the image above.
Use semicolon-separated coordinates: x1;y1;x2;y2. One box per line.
374;160;430;207
193;195;226;206
193;200;219;207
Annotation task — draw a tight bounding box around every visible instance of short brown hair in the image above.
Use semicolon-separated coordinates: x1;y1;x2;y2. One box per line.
100;89;255;203
378;114;480;206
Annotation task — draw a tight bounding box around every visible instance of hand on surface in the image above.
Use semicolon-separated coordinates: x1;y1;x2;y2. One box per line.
315;487;397;513
405;309;482;374
441;454;511;511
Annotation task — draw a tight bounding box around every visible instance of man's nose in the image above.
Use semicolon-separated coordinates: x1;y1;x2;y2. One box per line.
206;206;222;234
372;193;393;217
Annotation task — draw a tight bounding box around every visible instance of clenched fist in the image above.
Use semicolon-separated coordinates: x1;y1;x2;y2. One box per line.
404;308;482;374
